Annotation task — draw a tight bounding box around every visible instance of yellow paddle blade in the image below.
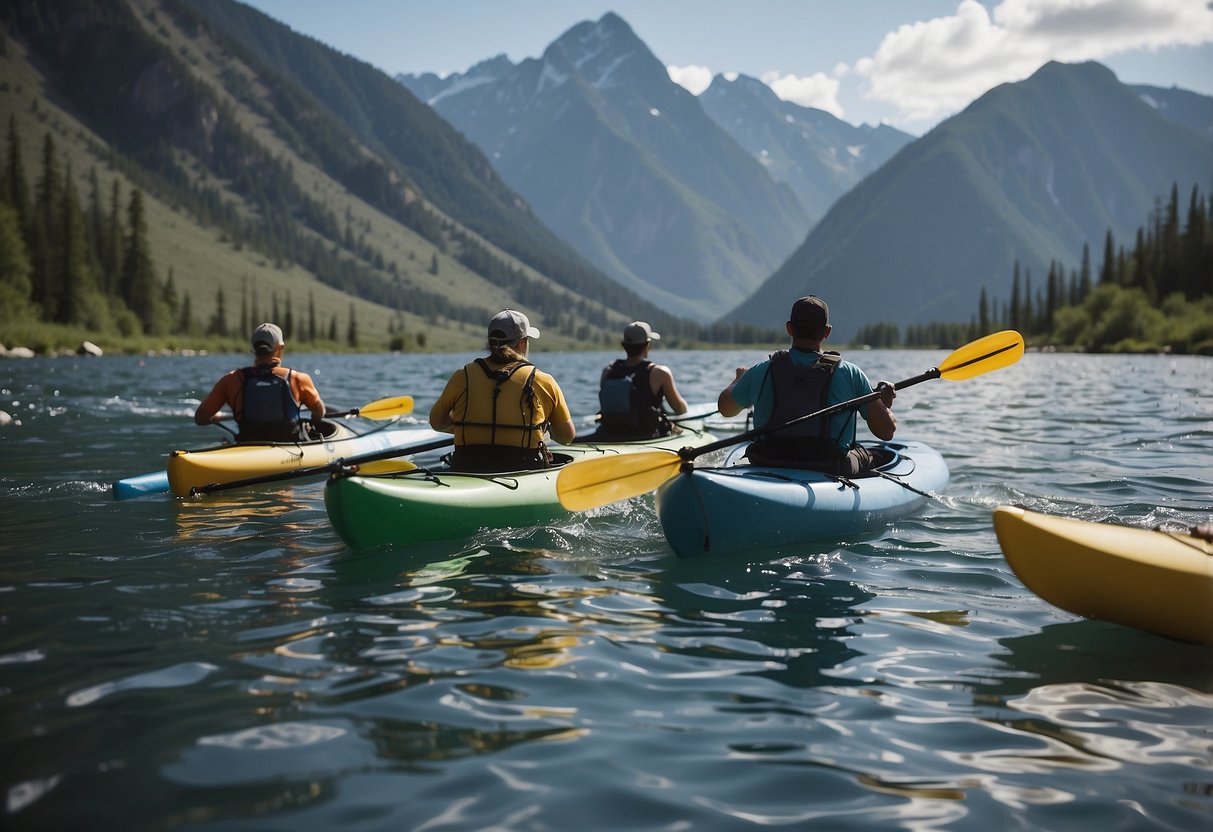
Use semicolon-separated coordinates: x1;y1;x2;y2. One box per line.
557;450;683;511
355;459;418;475
938;330;1024;381
356;395;415;419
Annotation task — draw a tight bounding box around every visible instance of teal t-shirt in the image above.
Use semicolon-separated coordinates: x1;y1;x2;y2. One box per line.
730;349;876;452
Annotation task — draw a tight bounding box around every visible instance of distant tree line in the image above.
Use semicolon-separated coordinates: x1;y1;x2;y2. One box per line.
855;182;1213;354
2;0;789;348
0;117;168;336
0;119;372;345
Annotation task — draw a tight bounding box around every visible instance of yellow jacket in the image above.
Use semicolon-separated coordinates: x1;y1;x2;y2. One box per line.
434;358;571;448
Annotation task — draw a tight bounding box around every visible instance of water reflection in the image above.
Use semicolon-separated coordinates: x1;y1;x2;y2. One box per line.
173;488;327;546
991;620;1213;697
645;555;875;689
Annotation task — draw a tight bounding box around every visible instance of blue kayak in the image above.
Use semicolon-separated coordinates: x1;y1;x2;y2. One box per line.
654;440;949;558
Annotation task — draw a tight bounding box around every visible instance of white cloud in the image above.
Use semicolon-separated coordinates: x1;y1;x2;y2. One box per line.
761;70;845;117
856;0;1213;130
666;63;713;95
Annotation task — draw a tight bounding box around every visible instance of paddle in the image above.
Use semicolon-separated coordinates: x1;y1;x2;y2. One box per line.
112;395;417;500
188;433;453;495
208;394;415;422
557;330;1025;511
327;395;414;420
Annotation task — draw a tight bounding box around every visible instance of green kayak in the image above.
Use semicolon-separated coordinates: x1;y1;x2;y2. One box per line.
325;420;720;549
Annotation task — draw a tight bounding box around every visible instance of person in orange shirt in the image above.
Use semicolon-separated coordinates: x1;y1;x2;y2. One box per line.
194;322;326;442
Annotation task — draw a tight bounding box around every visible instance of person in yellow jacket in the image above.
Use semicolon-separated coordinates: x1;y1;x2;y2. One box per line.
429;310;576;472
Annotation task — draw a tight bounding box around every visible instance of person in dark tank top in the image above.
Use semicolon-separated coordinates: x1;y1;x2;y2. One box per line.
595;321;688;439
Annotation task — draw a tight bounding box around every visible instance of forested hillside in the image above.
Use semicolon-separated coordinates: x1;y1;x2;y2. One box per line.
0;0;779;354
854;183;1213;354
728;62;1212;339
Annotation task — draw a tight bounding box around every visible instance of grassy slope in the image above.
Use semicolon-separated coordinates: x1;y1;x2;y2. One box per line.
0;0;625;353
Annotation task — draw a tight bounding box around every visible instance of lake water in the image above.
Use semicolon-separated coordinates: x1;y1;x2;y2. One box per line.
1;348;1211;830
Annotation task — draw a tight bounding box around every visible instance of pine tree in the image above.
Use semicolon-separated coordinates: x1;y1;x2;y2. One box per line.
178;289;193;334
104;179;123;292
120;188;157;333
31;133;60;318
346;302;358;348
0;203;33;321
3;116;30;231
1099;229;1115;285
208;286;229;336
308;291;317;342
57;164;96;325
240;278;249;336
161;266;179;328
85;168;107;294
1022;272;1033;335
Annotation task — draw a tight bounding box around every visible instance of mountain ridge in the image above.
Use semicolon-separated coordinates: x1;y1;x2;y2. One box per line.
727;61;1213;337
1;0;762;351
698;72;913;225
398;12;810;322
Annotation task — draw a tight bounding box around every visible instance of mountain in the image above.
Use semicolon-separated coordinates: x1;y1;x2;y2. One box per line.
698;73;913;224
1133;83;1213;142
0;0;715;351
398;14;810;322
727;61;1213;338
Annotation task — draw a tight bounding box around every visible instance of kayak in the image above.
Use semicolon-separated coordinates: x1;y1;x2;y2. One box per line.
324;420;720;549
993;506;1213;645
654;440;950;558
162;420;449;497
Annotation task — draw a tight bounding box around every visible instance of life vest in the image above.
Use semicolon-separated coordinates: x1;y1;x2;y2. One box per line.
451;356;546;441
746;350;843;463
239;365;304;442
598;360;671;438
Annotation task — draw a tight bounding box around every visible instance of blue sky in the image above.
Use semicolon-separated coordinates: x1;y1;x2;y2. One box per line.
242;0;1213;134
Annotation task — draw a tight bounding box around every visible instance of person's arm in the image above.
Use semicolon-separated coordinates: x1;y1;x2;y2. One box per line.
717;366;749;417
545;378;577;445
194;376;233;426
863;382;897;440
549;416;577;445
428;372;462;434
294;371;325;425
652;365;688;415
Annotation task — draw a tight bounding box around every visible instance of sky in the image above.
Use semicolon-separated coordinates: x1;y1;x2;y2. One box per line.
241;0;1213;135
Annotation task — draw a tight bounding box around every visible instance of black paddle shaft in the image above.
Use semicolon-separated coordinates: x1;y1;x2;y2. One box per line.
680;367;941;462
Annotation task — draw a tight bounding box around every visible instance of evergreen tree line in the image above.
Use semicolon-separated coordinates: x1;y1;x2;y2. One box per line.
3;0;785;348
0;118;169;336
0;120;372;345
855;182;1213;354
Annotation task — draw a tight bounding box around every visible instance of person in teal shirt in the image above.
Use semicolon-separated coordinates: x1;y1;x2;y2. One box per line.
718;295;897;475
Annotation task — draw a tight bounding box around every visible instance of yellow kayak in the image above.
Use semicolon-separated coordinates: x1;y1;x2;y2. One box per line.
167;420;447;497
993;506;1213;645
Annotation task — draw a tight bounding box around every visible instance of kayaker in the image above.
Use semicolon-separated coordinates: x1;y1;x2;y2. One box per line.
717;295;897;476
193;322;326;442
595;321;688;439
429;309;576;472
